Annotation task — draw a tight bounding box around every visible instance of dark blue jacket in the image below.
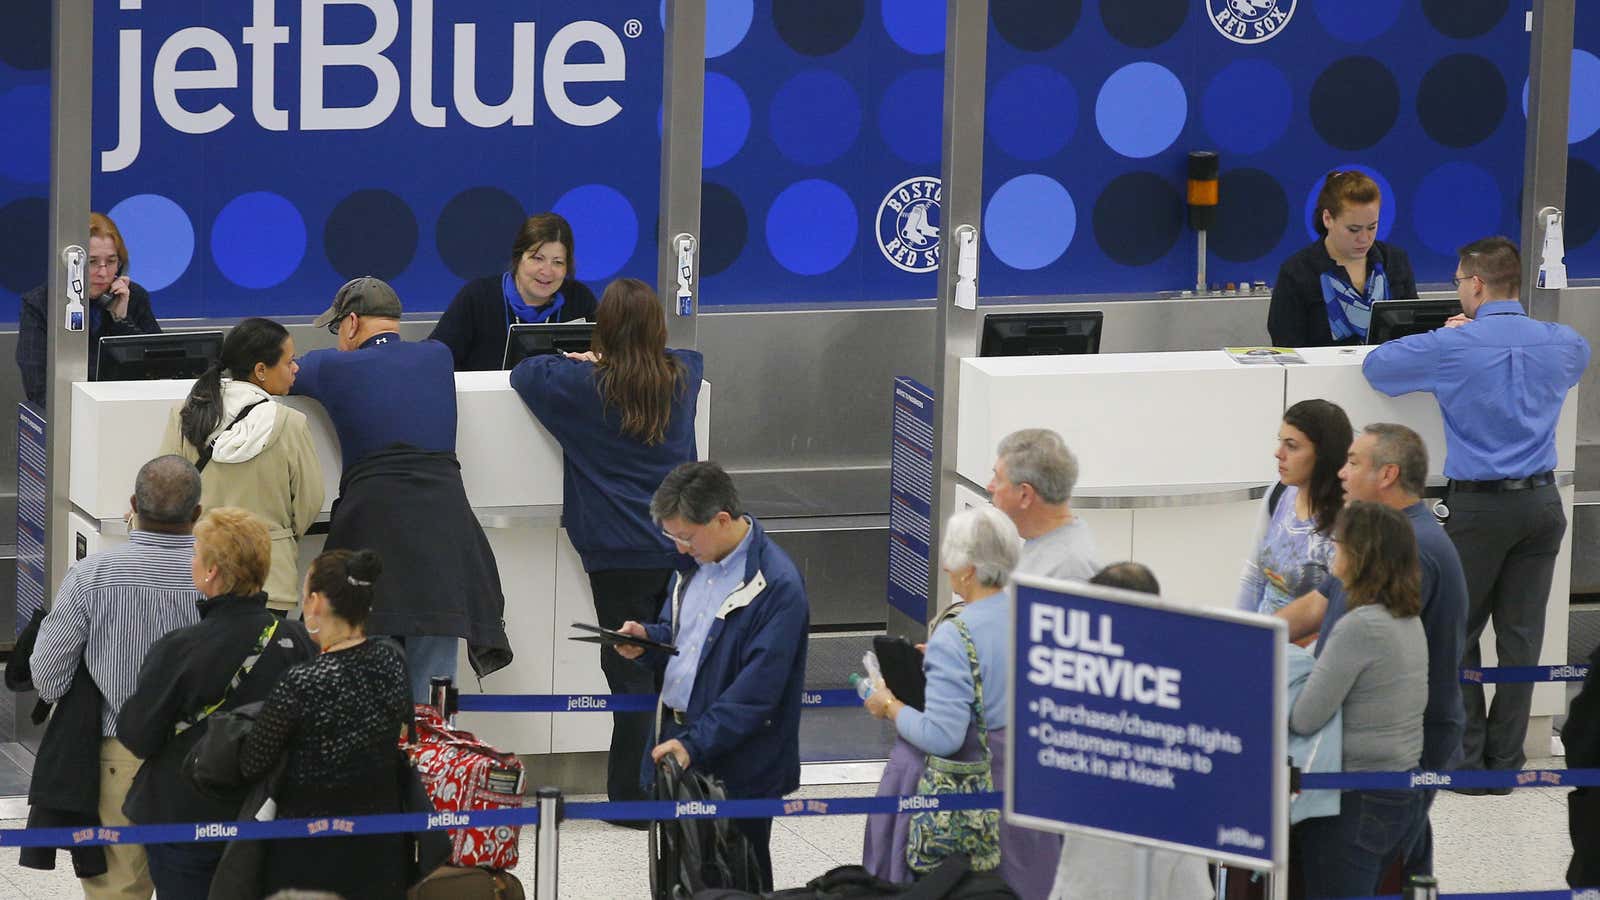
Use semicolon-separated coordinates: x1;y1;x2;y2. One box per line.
509;349;704;572
639;518;808;798
429;276;598;372
291;334;457;469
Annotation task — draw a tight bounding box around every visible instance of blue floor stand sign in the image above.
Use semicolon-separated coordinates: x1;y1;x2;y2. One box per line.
1007;575;1289;899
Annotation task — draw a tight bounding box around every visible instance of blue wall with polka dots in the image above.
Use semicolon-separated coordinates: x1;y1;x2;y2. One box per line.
694;0;1535;304
0;1;50;322
974;0;1530;297
695;0;949;304
85;1;661;320
1562;3;1600;276
0;1;1546;320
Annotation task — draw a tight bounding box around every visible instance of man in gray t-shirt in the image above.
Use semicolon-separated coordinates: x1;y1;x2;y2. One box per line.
987;428;1101;580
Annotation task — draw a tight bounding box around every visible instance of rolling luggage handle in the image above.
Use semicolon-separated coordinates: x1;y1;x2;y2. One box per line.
429;675;460;726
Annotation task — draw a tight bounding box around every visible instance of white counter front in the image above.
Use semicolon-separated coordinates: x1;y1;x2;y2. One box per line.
957;348;1577;720
68;373;711;755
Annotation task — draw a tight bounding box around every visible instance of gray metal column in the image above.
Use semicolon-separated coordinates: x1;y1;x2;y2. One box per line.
909;0;989;635
1521;0;1574;323
46;2;93;607
657;0;705;350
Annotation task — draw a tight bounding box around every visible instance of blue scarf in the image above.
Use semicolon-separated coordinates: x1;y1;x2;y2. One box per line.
1319;258;1390;342
503;272;566;325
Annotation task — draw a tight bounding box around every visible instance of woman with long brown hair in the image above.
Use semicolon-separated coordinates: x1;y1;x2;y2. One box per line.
509;276;704;815
1289;501;1429;898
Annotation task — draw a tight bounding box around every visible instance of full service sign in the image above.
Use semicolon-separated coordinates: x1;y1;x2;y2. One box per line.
1008;578;1286;870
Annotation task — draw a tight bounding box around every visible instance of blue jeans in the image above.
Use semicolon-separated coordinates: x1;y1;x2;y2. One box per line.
146;841;225;900
1398;789;1436;877
385;635;461;703
1297;789;1426;899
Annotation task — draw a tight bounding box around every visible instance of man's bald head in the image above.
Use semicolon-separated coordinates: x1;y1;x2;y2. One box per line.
131;455;202;532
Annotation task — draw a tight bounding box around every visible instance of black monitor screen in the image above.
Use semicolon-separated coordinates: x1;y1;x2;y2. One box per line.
96;331;224;382
1366;299;1461;344
979;311;1104;357
503;323;597;369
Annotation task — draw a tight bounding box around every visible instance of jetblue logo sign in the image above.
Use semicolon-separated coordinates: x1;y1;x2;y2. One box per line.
104;2;636;172
1208;0;1296;44
877;177;942;273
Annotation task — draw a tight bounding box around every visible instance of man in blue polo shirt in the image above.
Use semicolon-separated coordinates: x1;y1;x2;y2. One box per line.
295;277;510;699
1363;236;1588;780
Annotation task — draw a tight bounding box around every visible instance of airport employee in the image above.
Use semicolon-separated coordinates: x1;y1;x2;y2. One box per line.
615;461;809;891
1363;236;1589;779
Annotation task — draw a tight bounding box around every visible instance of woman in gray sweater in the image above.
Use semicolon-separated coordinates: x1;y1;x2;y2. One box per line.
1289;501;1429;899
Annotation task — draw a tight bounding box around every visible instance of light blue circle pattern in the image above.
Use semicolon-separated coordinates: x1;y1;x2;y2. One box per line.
770;69;861;166
1522;51;1600;144
212;192;305;290
984;174;1076;270
1311;0;1403;43
881;0;945;55
107;194;194;292
1301;164;1395;242
660;0;754;59
1095;62;1187;159
987;65;1076;162
878;67;943;165
553;184;639;280
0;85;48;183
703;73;751;168
1202;59;1293;155
766;179;858;275
1412;162;1501;257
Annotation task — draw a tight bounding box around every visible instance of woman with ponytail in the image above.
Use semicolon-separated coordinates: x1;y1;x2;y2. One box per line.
508;277;704;813
236;549;415;899
161;317;324;615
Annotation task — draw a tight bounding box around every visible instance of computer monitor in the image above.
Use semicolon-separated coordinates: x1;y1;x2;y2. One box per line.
1365;298;1461;344
96;331;224;382
979;311;1104;357
503;322;597;369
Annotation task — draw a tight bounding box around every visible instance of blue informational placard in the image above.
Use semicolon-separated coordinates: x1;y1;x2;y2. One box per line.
15;404;48;634
1007;576;1287;872
887;377;935;624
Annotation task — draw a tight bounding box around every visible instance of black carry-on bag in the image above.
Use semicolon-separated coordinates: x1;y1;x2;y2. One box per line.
649;756;764;899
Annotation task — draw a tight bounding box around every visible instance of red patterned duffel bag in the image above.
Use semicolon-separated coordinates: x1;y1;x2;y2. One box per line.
405;704;525;870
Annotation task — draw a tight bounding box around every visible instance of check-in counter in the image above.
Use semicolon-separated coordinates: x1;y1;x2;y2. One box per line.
67;371;711;755
957;347;1577;721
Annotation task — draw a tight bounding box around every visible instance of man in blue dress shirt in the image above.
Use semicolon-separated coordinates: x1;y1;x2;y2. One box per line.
1363;236;1589;778
616;461;808;891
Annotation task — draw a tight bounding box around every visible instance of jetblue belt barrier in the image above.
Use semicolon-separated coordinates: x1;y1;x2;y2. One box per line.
454;666;1588;714
0;792;994;848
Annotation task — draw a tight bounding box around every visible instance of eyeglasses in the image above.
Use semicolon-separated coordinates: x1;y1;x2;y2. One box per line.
661;528;695;547
88;256;119;272
326;312;350;335
1451;274;1480;287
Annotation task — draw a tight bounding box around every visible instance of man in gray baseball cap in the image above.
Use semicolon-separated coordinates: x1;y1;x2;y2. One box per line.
293;275;511;699
312;276;404;346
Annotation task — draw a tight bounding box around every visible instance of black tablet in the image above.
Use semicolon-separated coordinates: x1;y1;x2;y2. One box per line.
570;622;679;656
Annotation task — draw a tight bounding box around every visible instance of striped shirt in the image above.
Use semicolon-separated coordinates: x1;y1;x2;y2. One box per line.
30;531;203;735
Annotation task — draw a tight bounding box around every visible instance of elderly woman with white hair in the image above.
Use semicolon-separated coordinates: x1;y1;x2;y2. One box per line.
861;506;1061;898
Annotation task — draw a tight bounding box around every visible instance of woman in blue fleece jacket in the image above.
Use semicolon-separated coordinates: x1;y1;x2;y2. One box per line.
509;277;704;810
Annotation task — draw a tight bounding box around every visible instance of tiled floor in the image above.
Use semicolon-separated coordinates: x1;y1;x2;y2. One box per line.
0;760;1578;898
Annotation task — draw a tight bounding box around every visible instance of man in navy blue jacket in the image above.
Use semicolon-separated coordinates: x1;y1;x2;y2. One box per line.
295;277;510;700
616;461;808;891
